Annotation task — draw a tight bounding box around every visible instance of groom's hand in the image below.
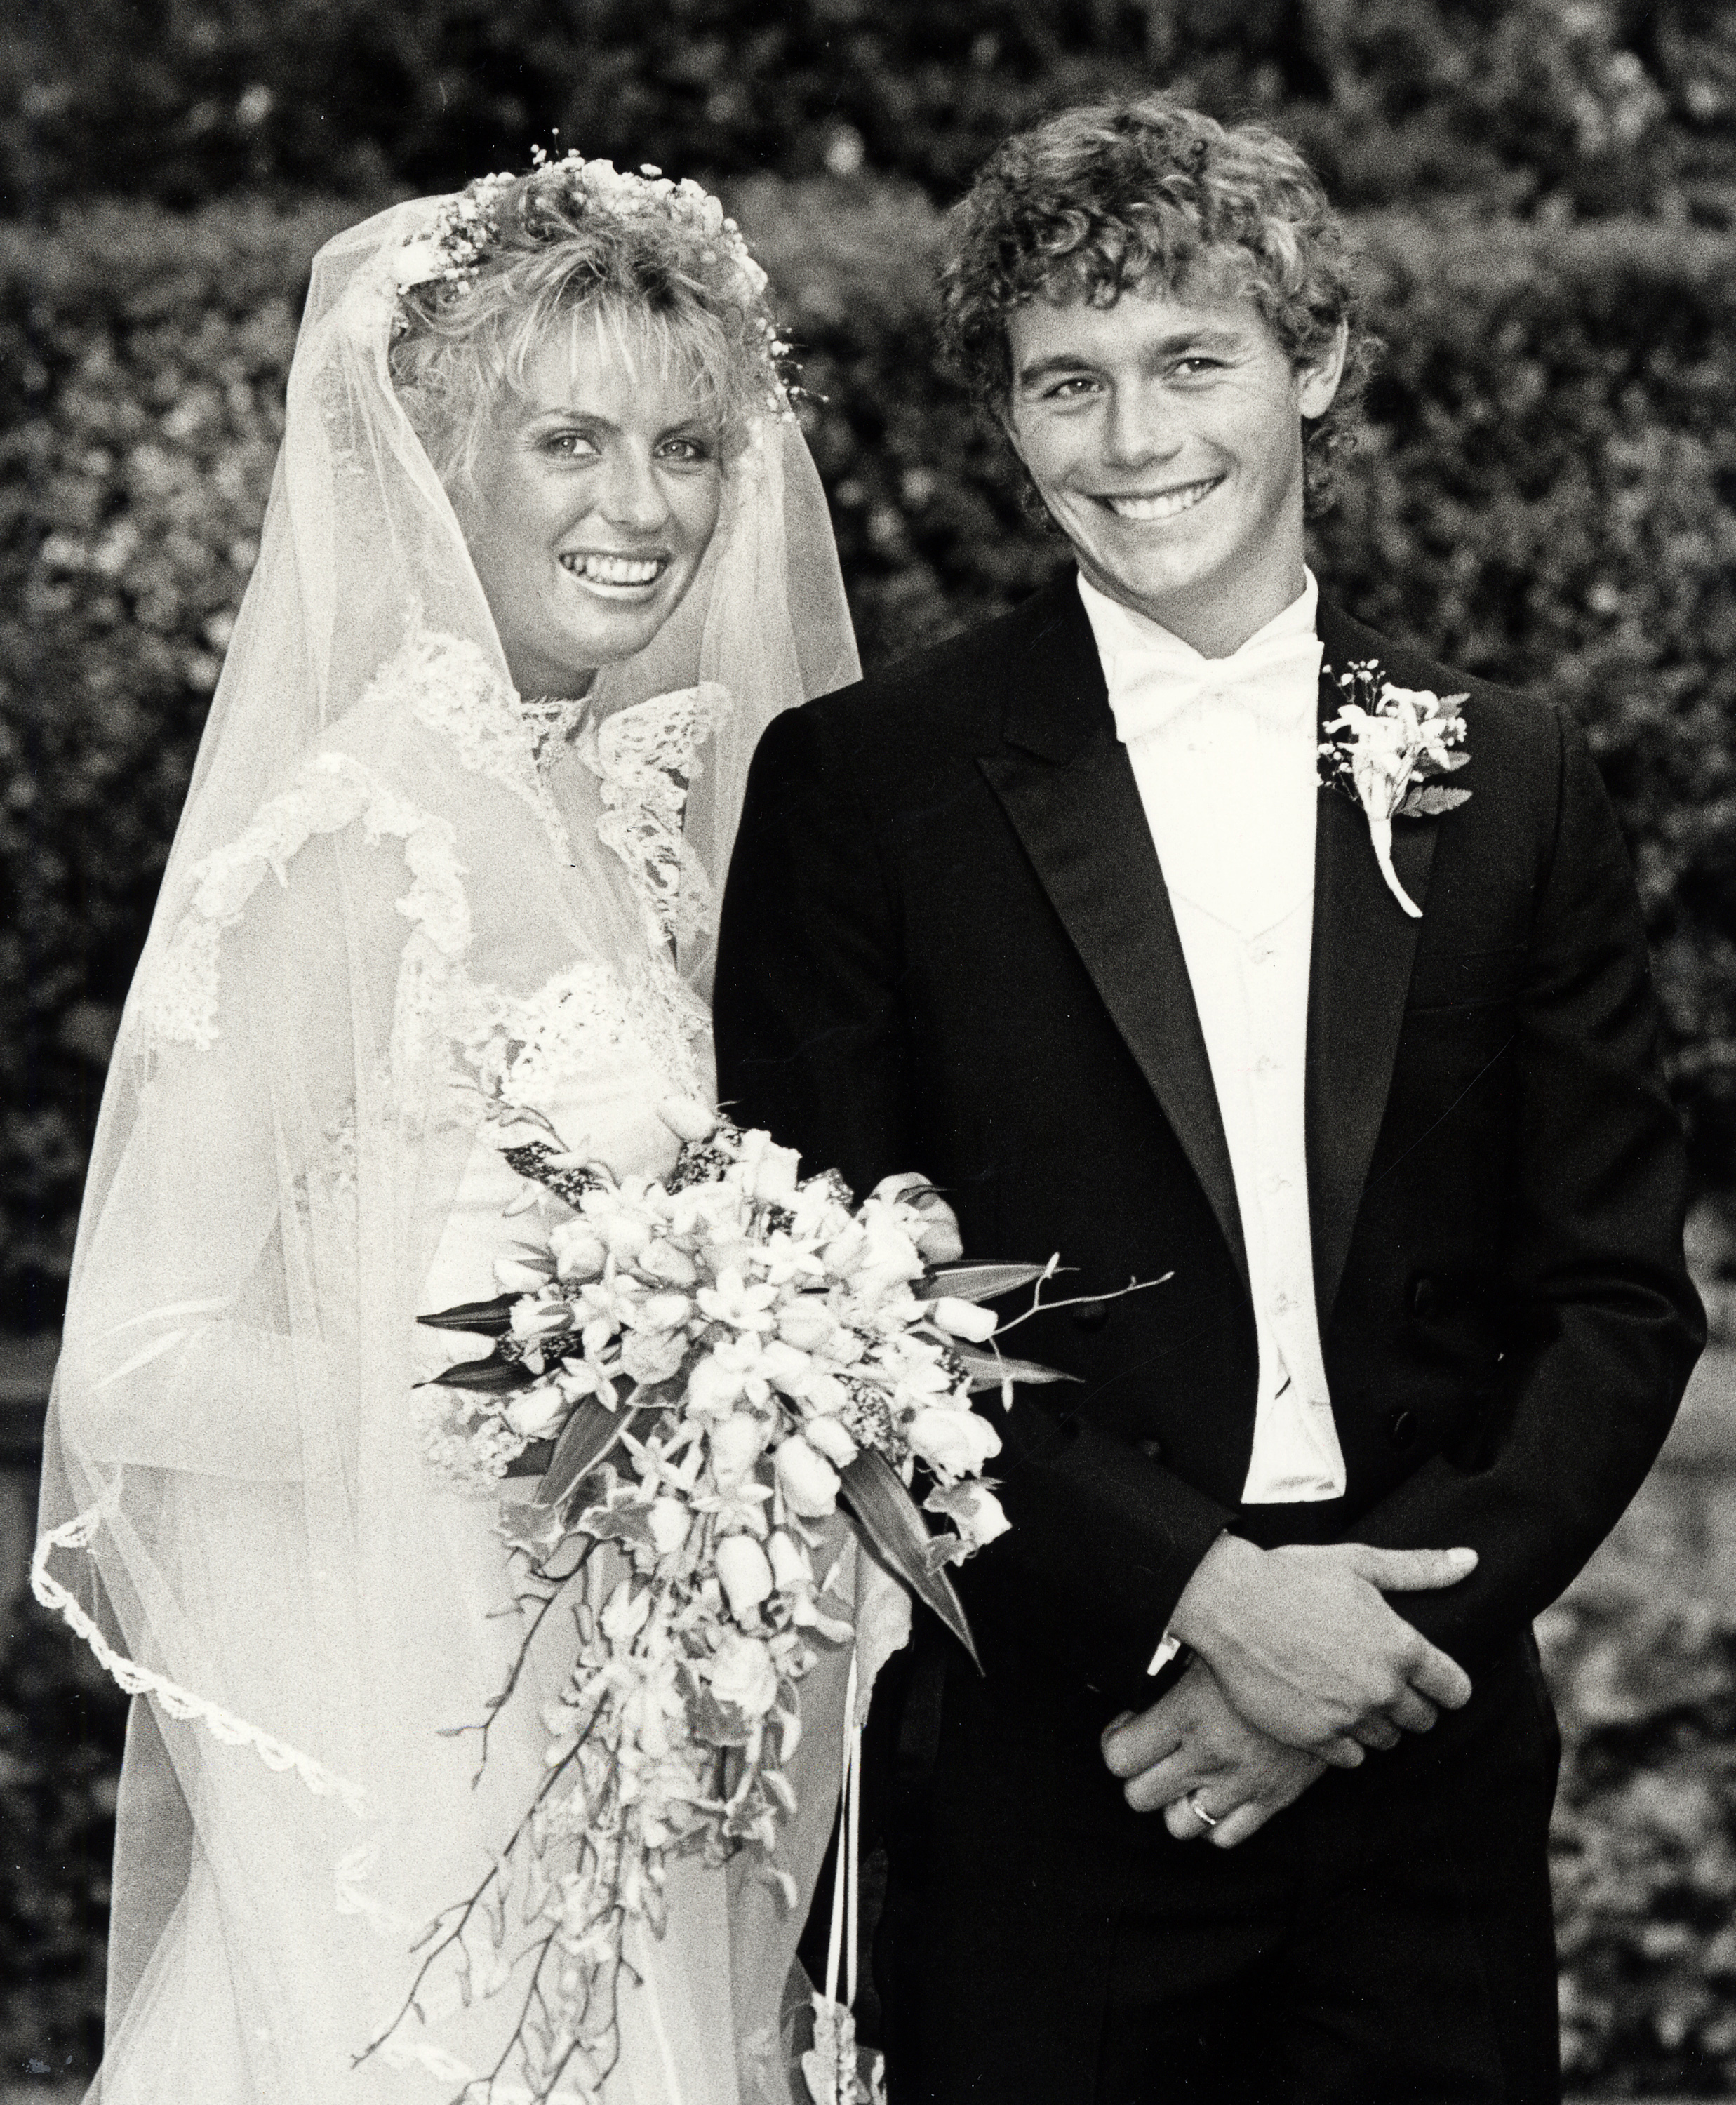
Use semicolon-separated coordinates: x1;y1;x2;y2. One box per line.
1166;1535;1478;1767
1101;1658;1326;1848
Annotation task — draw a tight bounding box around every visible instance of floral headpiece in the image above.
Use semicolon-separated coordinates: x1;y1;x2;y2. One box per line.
389;148;792;415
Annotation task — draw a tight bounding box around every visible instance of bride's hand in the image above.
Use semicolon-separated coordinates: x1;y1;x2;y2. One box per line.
1101;1657;1327;1848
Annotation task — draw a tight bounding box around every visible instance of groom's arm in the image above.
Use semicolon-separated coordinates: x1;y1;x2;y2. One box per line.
1332;706;1704;1664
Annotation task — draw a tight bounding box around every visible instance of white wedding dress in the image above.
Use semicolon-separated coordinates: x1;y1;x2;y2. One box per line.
34;194;884;2105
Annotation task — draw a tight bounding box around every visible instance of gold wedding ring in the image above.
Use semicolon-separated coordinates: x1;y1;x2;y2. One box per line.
1186;1790;1219;1830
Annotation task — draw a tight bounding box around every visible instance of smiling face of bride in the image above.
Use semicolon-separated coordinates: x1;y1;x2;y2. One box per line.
451;319;727;701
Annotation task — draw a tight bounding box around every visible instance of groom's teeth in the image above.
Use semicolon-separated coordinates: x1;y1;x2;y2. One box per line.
561;554;665;586
1106;479;1218;521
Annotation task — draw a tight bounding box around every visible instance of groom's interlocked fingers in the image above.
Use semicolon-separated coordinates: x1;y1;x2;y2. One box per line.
1102;1658;1327;1849
1163;1535;1477;1766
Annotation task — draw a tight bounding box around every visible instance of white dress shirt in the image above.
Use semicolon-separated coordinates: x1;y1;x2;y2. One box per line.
1078;568;1347;1528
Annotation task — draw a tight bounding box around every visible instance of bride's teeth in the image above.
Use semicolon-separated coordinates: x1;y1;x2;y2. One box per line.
563;554;663;586
1107;481;1216;521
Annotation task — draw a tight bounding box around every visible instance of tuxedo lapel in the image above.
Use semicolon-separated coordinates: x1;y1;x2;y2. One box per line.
978;580;1249;1294
1306;602;1441;1321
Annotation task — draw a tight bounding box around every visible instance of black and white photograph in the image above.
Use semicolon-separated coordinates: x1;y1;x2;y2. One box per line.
1;5;1735;2102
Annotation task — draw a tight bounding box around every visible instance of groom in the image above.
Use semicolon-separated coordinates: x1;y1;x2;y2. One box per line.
715;96;1703;2104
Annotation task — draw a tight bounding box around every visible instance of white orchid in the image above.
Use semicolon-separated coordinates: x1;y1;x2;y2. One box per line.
1321;661;1471;918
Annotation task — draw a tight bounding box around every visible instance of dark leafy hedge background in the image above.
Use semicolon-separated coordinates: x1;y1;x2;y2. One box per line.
3;0;1735;224
3;189;1733;1324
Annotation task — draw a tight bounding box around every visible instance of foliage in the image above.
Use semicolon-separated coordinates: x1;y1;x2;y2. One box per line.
1542;1569;1736;2093
1;183;1733;1314
1;0;1735;224
0;1597;128;2083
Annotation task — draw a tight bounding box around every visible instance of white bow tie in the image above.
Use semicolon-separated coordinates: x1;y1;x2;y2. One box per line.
1107;628;1324;747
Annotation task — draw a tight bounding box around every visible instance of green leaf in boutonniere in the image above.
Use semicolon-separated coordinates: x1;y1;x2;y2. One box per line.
1320;660;1471;918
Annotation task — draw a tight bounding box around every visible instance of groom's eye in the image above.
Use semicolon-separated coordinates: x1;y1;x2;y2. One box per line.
1042;375;1100;401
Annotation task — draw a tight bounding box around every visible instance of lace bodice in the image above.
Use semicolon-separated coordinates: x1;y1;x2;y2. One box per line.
140;628;721;1101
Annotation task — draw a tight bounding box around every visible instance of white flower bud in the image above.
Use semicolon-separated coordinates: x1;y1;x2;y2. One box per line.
708;1629;779;1715
908;1404;1001;1480
549;1222;608;1283
639;1292;695;1332
800;1371;850;1415
493;1253;551;1295
640;1239;699;1289
657;1096;719;1143
774;1434;841;1518
599;1213;653;1264
600;1579;651;1643
647;1497;690;1558
802;1415;858;1468
766;1529;813;1591
510;1299;574;1342
930;1297;997;1343
715;1534;775;1619
778;1302;840;1354
710;1412;769;1484
504;1386;570;1441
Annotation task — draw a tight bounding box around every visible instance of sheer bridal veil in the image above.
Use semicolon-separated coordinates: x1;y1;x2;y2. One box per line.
34;190;862;2101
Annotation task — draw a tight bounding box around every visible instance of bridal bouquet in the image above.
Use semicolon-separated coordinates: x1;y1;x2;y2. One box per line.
376;1100;1072;2104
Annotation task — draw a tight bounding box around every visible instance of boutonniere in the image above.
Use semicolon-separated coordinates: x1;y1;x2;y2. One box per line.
1319;661;1471;918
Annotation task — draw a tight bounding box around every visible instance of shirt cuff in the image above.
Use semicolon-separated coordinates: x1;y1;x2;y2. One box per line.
1147;1629;1182;1676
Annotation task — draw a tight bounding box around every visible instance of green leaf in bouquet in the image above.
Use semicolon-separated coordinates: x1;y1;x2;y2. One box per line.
925;1261;1056;1303
531;1391;669;1518
422;1354;539;1395
416;1292;521;1336
838;1448;982;1673
502;1439;556;1479
952;1346;1082;1393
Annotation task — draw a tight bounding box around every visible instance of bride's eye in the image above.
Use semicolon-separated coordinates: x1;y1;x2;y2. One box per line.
546;431;601;459
656;432;715;465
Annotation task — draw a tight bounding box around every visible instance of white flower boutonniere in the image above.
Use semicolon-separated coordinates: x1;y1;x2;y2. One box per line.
1320;661;1472;918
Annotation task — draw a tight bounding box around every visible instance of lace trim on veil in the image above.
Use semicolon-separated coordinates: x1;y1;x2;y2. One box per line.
140;750;472;1056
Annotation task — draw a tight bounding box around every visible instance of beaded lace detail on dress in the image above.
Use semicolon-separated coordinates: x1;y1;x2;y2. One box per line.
391;628;576;864
585;681;726;950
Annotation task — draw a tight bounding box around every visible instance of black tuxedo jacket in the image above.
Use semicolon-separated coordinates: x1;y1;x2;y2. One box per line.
714;575;1704;1702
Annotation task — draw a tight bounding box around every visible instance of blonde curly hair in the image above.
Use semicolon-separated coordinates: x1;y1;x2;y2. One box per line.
389;158;789;486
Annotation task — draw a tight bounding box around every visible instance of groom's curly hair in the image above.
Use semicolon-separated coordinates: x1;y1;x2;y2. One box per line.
941;95;1377;514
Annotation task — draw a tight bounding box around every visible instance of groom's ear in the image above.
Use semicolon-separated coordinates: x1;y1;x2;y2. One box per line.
1298;319;1350;422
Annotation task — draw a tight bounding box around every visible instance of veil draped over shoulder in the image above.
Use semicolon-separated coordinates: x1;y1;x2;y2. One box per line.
34;194;876;2104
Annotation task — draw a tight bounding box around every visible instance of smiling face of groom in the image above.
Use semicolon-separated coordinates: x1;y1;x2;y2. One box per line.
943;94;1370;657
1002;286;1347;658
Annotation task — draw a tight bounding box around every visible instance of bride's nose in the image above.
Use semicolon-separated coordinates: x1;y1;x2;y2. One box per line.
596;440;671;535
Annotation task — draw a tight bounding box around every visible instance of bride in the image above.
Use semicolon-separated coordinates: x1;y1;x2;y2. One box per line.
34;156;900;2103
